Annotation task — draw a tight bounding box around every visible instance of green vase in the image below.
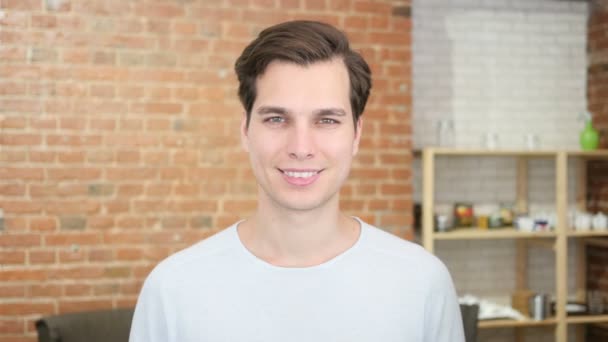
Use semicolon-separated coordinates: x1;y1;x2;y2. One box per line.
580;121;599;150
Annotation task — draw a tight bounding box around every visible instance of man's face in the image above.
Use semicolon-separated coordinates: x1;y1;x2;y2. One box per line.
241;58;362;212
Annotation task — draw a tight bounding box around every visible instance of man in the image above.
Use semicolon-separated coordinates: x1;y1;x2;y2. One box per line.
130;20;464;342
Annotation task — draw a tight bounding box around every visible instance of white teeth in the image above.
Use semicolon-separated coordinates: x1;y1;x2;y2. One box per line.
284;171;317;178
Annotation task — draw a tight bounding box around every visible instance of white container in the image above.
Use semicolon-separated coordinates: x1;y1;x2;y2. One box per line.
575;212;592;231
592;212;608;231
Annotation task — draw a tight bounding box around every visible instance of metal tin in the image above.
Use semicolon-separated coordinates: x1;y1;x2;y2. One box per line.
529;294;549;320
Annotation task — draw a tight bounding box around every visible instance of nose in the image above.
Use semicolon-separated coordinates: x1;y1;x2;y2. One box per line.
287;123;315;160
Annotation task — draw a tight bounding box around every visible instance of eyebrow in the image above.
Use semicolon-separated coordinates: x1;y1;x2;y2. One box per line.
314;108;347;116
255;106;347;116
256;106;290;115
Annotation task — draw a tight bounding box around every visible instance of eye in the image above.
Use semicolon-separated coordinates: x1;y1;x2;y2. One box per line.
319;118;339;125
264;116;286;124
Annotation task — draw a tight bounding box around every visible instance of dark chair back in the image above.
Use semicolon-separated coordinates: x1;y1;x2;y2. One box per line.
35;308;134;342
460;303;479;342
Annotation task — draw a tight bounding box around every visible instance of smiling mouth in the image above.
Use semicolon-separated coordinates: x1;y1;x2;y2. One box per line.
278;169;322;178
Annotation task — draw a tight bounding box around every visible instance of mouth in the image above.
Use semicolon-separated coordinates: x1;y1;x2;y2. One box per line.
279;169;322;178
278;168;323;186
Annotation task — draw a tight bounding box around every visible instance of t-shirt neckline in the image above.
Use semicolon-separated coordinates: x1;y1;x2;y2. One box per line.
232;217;366;271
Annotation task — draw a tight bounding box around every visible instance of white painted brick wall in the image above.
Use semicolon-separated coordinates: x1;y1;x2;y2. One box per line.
413;0;589;150
412;1;590;340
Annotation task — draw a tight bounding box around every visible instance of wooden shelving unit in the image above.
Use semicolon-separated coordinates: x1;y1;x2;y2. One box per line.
421;148;608;342
434;227;557;240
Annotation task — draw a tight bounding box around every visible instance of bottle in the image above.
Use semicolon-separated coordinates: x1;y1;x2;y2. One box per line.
580;120;599;151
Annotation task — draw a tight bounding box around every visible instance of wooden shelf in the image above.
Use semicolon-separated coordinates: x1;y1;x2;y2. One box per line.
426;148;557;157
566;315;608;325
434;227;556;240
421;148;608;342
567;230;608;237
415;148;608;159
479;317;557;329
565;150;608;159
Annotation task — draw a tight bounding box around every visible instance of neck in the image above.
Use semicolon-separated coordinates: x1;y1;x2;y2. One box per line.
237;197;360;267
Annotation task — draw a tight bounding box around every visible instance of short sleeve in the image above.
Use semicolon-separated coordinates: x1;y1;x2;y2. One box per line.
129;268;171;342
422;259;465;342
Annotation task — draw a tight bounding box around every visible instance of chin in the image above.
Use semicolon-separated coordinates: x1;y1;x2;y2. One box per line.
273;192;338;212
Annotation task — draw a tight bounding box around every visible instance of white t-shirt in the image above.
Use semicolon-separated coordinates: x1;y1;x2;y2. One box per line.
130;219;464;342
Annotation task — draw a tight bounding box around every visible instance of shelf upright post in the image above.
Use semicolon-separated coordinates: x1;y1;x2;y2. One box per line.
555;151;568;342
515;156;529;342
422;148;435;254
575;156;588;341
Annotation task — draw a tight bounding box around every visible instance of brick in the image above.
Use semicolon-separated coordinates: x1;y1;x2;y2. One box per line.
29;250;56;264
107;168;157;180
0;151;26;163
62;284;92;297
190;215;213;229
353;1;392;14
29;150;56;163
329;0;350;11
29;284;62;298
0;269;46;281
0;201;43;214
58;249;86;263
2;0;42;10
87;150;115;164
135;3;185;18
104;200;130;214
171;21;197;36
104;266;131;278
0;83;27;96
93;283;120;296
0;184;26;196
3;216;26;231
144;86;172;100
0;251;26;265
46;135;103;147
0;302;54;315
88;183;115;196
103;232;145;244
47;168;101;181
31;15;57;28
116;248;143;261
30;217;57;232
30;79;60;95
59;216;87;230
58;299;113;314
88;249;114;262
0;285;26;298
223;200;257;212
0;134;42;146
44;232;101;246
0;318;24;334
116;216;146;229
380;184;411;195
303;0;325;10
29;47;59;63
57;151;86;163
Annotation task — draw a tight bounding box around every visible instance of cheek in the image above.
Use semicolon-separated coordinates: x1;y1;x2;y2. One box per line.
249;135;281;162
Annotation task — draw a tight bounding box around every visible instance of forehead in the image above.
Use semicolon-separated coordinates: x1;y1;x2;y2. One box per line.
253;58;351;111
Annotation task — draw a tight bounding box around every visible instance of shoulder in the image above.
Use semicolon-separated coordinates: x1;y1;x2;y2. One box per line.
357;220;451;282
143;223;241;286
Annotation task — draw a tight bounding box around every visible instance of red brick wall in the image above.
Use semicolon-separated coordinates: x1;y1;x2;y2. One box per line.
587;2;608;340
0;0;412;340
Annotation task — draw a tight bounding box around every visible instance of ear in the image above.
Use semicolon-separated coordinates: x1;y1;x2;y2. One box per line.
352;118;363;156
240;112;249;152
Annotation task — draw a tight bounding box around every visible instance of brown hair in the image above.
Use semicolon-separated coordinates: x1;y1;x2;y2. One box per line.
234;20;372;129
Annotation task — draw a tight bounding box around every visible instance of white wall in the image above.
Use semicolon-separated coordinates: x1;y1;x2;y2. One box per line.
413;0;588;150
412;0;589;341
